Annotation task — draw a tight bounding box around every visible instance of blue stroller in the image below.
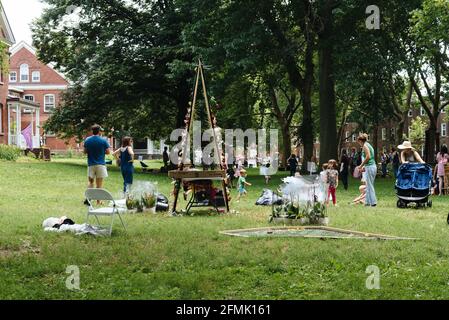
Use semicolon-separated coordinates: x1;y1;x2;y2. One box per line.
395;163;433;208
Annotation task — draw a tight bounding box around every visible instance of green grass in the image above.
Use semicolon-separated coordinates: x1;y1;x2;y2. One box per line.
1;158;449;299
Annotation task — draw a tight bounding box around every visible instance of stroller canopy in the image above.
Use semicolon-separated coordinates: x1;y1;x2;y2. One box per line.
395;163;432;191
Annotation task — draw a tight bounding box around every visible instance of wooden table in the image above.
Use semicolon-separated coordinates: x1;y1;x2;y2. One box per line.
168;170;230;215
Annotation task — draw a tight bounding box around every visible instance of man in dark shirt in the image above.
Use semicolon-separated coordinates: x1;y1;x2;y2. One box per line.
340;149;350;190
84;124;110;189
163;146;170;169
288;154;298;176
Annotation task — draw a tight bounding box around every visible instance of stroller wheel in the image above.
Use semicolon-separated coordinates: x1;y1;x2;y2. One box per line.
447;213;449;225
427;200;432;208
397;200;405;208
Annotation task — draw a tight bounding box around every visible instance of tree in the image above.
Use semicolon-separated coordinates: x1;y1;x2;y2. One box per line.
181;0;316;170
408;116;428;152
32;0;194;141
408;0;449;163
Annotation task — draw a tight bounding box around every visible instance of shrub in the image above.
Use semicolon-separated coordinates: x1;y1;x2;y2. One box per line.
0;144;22;161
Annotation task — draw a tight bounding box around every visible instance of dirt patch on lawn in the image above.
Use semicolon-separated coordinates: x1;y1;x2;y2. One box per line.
0;240;41;259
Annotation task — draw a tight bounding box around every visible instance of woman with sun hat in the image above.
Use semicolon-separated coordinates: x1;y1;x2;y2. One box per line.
398;141;425;164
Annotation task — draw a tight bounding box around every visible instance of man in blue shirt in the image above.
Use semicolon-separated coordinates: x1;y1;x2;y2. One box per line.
84;124;111;189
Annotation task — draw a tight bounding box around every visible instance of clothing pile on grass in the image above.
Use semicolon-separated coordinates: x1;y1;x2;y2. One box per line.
43;216;109;236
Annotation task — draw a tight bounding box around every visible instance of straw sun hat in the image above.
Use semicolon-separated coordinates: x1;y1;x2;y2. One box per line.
397;141;415;151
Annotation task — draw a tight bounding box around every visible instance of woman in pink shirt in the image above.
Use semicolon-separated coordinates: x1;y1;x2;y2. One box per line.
436;145;449;195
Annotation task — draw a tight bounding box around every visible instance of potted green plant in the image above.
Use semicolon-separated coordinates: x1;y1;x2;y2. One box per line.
126;194;140;212
142;192;157;213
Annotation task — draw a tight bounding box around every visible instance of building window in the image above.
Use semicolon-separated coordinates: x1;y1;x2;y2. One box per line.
408;109;413;117
0;104;2;133
9;71;17;82
23;95;35;113
345;131;350;141
442;123;447;137
20;64;29;82
352;134;356;142
44;94;56;112
391;128;396;140
32;71;40;82
420;107;426;116
381;128;386;141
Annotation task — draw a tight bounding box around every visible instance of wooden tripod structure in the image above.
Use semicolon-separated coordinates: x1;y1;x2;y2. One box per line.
168;60;230;214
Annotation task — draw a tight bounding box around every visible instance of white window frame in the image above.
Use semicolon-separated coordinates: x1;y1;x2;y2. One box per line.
442;123;447;137
391;128;396;139
44;94;56;113
9;71;17;82
23;94;35;113
408;110;413;117
32;71;41;82
420;107;425;116
24;94;35;102
345;131;350;141
20;64;29;82
352;134;356;142
381;128;386;141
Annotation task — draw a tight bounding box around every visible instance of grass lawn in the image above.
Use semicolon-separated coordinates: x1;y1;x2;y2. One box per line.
1;157;449;299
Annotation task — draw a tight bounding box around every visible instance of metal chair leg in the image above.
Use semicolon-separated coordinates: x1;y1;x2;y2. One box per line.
117;213;126;231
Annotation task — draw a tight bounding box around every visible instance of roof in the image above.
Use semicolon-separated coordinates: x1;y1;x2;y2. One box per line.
9;86;24;93
10;41;69;81
0;0;15;45
7;95;41;109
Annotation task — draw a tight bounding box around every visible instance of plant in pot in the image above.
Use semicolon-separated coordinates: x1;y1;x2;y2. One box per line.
126;194;140;211
286;202;299;219
307;202;328;225
297;206;310;225
142;192;157;213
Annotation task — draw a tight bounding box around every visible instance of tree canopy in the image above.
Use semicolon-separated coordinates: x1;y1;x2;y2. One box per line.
31;0;449;164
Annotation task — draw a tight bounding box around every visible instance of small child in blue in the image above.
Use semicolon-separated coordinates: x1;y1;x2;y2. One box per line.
236;169;251;201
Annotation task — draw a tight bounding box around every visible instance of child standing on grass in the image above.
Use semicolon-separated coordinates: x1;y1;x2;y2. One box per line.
236;169;251;202
320;163;329;202
326;159;339;206
113;136;135;193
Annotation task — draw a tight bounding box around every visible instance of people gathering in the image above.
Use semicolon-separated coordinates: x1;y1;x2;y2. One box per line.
83;123;448;207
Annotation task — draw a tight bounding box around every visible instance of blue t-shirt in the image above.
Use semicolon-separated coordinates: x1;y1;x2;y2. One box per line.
84;135;110;166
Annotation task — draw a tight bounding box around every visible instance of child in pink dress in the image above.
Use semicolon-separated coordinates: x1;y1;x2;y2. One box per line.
436;145;449;195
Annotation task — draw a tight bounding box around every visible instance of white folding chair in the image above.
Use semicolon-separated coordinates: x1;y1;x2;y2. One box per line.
85;188;126;236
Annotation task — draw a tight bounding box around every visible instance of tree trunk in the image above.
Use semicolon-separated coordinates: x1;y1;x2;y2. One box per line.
300;93;314;173
281;125;292;168
336;107;348;159
372;125;378;163
175;80;191;129
318;2;337;165
425;123;437;164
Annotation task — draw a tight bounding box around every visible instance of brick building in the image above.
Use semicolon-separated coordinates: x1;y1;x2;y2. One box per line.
8;41;74;152
340;105;448;158
0;1;15;146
